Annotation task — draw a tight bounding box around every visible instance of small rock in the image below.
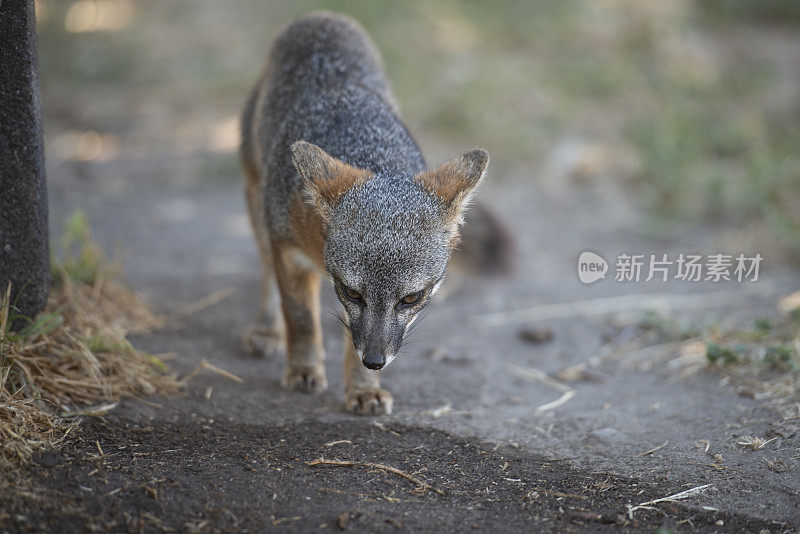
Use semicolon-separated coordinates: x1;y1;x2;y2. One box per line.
336;510;363;531
555;364;606;383
424;346;474;366
518;326;554;344
33;452;63;467
425;346;446;362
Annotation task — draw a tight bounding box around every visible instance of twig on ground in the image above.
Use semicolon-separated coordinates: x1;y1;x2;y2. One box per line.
307;458;445;495
635;441;668;457
536;390;576;412
370;421;401;436
170;287;236;320
129;394;163;409
688;462;730;471
61;402;118;418
181;359;243;384
510;365;576;413
272;516;301;526
418;402;470;418
626;484;714;519
428;403;452;418
736;436;776;451
540;488;589;500
324;440;352;447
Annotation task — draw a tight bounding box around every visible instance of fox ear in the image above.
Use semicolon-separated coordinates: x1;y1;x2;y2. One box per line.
290;141;373;222
414;149;489;226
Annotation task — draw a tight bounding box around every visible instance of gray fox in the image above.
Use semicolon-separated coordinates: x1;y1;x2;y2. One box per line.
240;12;509;415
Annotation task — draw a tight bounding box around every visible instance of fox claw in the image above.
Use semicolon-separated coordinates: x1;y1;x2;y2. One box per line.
242;325;284;357
346;388;393;415
282;366;328;393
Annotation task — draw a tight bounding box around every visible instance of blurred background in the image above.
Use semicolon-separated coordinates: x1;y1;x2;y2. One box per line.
36;0;800;262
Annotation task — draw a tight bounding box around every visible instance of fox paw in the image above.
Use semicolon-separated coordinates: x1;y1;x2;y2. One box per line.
346;389;393;415
242;325;284;357
282;366;328;393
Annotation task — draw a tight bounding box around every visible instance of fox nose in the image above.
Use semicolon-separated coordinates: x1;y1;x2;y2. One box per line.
362;353;385;370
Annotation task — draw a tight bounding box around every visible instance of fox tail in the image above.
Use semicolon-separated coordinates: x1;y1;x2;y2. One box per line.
450;202;515;277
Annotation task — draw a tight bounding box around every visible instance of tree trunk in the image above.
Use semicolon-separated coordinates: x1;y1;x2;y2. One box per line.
0;0;50;327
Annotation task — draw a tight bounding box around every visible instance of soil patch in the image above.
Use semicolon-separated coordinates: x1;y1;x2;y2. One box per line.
2;416;779;532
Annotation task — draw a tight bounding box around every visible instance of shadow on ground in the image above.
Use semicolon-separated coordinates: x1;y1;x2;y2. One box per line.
6;417;778;532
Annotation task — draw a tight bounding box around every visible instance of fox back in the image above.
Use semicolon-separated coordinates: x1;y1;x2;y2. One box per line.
253;13;426;236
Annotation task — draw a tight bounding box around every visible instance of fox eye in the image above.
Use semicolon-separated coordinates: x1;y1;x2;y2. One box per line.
342;285;363;302
398;290;423;309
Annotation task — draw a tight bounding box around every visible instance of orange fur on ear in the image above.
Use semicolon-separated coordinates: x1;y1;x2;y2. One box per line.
414;149;489;224
290;141;373;221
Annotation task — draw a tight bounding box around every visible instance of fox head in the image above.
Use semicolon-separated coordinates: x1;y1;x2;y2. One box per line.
291;140;488;370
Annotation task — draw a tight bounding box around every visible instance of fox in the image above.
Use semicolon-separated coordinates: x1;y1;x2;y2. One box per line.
240;12;510;415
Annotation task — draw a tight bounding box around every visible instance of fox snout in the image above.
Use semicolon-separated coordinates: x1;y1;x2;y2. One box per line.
359;335;396;371
362;353;386;370
347;314;403;372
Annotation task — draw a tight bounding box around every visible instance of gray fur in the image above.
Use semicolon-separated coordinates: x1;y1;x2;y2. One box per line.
243;12;486;369
251;12;423;239
327;176;452;362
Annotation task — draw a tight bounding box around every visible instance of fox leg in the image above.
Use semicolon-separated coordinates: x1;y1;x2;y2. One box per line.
242;166;285;356
343;336;393;415
272;244;328;393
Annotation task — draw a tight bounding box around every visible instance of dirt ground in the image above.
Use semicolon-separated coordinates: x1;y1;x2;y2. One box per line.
2;417;782;532
3;2;800;532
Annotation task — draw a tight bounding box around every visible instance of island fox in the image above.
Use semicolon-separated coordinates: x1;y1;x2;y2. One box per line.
240;12;510;415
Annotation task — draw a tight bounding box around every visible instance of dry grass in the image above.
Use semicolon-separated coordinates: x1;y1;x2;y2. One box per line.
0;212;179;466
626;483;715;520
736;435;777;451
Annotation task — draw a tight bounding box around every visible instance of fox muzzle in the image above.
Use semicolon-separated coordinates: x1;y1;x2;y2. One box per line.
347;302;405;370
362;353;386;370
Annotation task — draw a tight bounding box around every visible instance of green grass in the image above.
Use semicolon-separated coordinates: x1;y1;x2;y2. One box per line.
703;313;800;374
637;309;701;342
52;210;105;286
638;308;800;379
1;306;63;347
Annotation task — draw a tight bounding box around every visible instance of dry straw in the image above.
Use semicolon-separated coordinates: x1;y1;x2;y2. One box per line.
0;212;179;466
